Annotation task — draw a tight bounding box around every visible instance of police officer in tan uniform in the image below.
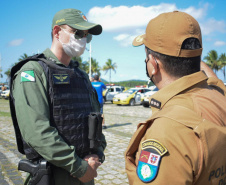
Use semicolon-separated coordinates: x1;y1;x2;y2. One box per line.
125;11;226;185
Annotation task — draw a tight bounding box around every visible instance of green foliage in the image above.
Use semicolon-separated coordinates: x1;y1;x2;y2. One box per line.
204;50;222;72
90;58;101;76
102;59;117;83
219;53;226;80
106;80;150;88
72;57;101;76
0;67;2;78
4;53;29;79
204;50;226;80
72;56;89;73
19;53;29;61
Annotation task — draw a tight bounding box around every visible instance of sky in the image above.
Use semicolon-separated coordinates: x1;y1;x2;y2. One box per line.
0;0;226;83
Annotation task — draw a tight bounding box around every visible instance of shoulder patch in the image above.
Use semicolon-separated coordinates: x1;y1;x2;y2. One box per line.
137;139;168;183
21;70;35;82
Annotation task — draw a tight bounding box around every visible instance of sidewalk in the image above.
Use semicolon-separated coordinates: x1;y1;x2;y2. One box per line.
0;100;152;185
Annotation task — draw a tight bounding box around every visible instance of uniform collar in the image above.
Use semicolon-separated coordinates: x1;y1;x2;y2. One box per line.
150;71;208;113
43;48;73;67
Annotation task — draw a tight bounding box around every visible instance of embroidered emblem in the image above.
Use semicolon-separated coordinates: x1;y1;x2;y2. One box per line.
53;74;70;84
137;139;168;183
79;12;88;21
150;98;161;109
21;71;35;82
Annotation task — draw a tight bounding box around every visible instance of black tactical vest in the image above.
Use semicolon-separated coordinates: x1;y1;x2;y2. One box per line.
10;54;97;160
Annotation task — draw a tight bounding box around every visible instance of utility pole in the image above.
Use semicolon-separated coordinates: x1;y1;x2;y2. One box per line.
89;43;92;79
86;43;92;79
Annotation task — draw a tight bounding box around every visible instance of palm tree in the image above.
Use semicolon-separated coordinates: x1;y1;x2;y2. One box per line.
4;54;29;81
19;53;29;61
5;62;19;81
203;50;223;74
102;59;117;83
219;53;226;81
0;68;3;78
90;58;101;76
72;56;89;73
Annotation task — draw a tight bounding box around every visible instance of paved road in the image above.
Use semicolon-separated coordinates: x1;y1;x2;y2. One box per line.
0;100;152;185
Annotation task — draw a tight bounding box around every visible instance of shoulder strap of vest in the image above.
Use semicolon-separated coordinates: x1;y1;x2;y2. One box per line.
10;54;45;78
149;105;204;129
9;53;47;155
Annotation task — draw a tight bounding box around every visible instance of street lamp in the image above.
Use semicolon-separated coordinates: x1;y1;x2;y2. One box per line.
86;43;92;79
89;43;92;79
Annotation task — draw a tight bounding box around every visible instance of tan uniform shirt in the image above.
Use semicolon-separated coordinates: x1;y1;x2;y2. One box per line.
125;71;226;185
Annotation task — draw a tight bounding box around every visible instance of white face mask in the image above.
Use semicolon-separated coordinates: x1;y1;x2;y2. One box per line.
59;29;87;57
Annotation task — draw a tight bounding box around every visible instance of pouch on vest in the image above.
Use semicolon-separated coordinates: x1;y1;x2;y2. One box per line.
88;112;103;149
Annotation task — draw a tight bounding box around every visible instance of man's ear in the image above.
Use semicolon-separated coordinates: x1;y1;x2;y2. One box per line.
53;25;61;39
148;54;158;75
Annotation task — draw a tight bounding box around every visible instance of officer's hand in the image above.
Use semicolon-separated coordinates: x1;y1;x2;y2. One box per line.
78;158;101;183
83;154;99;162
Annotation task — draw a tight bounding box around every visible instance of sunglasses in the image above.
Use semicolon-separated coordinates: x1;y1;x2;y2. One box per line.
60;27;92;43
74;30;88;39
74;30;92;43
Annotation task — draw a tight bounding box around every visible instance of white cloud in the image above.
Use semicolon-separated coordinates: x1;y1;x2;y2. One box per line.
182;3;208;20
87;4;176;32
113;34;135;47
200;18;226;35
214;41;226;46
113;28;145;47
87;4;208;32
8;39;24;47
87;3;226;47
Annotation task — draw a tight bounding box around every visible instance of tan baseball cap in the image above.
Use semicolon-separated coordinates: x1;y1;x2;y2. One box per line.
133;11;203;57
52;9;102;35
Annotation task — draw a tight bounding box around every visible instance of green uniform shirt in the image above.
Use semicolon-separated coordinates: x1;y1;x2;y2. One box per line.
12;48;106;185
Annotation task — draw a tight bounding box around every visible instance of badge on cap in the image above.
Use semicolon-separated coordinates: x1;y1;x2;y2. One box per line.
53;74;70;84
137;139;167;183
21;70;35;82
79;12;88;21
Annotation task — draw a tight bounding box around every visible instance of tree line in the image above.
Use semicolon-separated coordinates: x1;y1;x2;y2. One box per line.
1;49;226;83
72;56;117;83
2;54;117;84
110;80;149;88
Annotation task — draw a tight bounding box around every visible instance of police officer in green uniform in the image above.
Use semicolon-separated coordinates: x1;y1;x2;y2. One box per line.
10;9;106;185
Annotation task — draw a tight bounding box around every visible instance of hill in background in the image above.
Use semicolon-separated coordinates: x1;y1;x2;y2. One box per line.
101;79;153;88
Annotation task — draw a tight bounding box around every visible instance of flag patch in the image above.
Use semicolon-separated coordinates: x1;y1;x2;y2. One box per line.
21;71;35;82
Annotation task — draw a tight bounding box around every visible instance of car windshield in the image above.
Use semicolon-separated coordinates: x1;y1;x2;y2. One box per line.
124;89;137;94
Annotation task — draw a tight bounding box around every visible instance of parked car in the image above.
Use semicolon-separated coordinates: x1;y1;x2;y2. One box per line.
102;84;115;97
1;89;10;99
103;86;125;103
0;85;9;97
113;88;151;106
142;87;159;107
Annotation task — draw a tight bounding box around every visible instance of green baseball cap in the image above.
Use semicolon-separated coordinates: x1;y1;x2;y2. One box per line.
52;9;102;35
